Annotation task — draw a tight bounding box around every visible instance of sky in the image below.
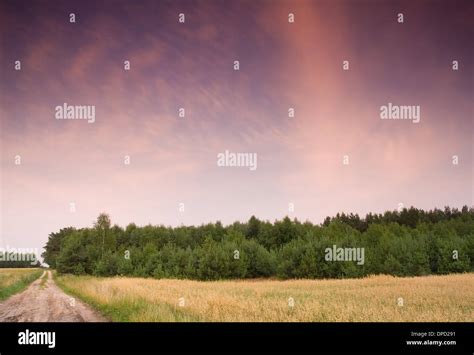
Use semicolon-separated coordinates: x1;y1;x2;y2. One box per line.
0;0;472;253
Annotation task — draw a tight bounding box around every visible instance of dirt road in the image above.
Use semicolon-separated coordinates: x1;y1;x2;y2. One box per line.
0;270;107;322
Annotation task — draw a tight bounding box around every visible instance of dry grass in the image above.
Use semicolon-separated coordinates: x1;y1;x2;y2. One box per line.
56;273;474;322
0;268;43;300
0;268;41;288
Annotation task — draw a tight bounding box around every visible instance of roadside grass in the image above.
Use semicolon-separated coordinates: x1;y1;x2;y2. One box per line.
54;272;474;322
0;268;43;301
54;273;200;322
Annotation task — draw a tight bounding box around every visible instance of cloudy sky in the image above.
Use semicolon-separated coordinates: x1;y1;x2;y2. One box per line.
0;0;472;252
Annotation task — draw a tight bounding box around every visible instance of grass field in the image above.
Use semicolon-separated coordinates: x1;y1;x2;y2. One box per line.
55;273;474;322
0;268;43;301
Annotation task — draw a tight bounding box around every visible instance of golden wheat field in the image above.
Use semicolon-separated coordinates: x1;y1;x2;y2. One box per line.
55;273;474;322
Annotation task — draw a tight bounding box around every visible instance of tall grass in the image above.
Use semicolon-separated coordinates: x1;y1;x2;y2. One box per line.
55;273;474;322
0;268;43;300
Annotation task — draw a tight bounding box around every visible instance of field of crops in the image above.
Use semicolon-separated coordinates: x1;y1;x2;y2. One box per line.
56;273;474;322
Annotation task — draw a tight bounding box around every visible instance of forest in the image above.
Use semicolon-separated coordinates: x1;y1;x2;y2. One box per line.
42;206;474;280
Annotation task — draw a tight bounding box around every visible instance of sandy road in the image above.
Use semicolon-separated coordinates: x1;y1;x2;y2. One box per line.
0;270;107;322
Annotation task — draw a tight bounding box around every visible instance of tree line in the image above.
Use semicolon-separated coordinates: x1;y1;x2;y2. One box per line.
42;206;474;280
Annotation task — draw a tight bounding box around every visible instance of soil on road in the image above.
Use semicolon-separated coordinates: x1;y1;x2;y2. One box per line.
0;270;107;322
